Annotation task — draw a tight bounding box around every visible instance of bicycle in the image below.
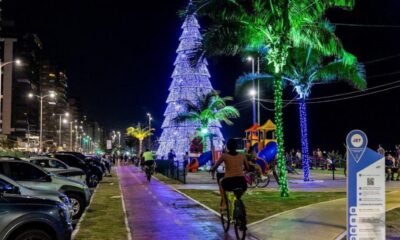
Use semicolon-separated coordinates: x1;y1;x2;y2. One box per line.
220;187;247;240
144;163;155;182
245;170;271;188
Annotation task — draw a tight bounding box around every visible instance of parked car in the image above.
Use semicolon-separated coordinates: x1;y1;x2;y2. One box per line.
58;151;106;174
0;174;72;213
51;153;103;187
22;157;86;184
0;182;72;240
0;158;91;220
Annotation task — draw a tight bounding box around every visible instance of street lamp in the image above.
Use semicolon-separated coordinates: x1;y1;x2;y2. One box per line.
53;112;69;148
28;91;56;152
1;59;22;127
247;56;261;124
117;131;121;148
147;113;153;149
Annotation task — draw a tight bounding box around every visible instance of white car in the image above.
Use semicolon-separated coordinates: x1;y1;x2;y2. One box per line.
22;157;87;184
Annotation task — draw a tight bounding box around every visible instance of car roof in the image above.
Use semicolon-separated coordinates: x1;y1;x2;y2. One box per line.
21;156;59;161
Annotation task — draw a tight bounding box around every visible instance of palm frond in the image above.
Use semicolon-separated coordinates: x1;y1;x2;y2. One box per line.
235;72;275;96
313;60;366;89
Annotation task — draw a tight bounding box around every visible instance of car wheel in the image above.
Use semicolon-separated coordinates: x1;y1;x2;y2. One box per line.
14;229;52;240
67;193;85;219
88;174;99;187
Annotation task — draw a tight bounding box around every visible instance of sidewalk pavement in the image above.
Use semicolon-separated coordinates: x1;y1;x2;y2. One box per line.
117;166;247;240
180;171;400;192
248;191;400;240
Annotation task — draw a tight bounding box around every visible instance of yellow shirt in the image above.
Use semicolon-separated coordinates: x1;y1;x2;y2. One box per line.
143;151;154;161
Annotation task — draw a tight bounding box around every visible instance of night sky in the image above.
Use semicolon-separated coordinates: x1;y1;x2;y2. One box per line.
3;0;400;152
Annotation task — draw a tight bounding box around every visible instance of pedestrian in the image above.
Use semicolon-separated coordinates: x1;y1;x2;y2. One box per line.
168;149;176;161
377;144;385;156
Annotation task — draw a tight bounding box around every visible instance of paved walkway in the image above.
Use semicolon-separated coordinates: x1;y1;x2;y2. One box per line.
248;191;400;240
117;166;243;240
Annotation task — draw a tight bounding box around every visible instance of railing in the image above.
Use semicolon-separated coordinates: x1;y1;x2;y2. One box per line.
155;159;187;184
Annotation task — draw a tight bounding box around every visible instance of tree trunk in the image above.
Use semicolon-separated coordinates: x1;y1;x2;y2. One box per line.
274;73;289;197
139;140;143;154
299;97;311;181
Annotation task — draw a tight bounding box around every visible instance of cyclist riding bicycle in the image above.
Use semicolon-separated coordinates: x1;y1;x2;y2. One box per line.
246;147;263;178
143;149;155;168
210;138;249;210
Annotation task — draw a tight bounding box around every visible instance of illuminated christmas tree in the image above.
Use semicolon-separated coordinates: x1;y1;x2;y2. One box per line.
156;5;224;159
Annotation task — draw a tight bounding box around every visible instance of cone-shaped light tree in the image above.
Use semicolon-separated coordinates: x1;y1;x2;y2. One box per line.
157;2;224;159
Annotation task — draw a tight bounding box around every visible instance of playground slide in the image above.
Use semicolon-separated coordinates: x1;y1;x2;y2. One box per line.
257;141;278;163
198;151;212;167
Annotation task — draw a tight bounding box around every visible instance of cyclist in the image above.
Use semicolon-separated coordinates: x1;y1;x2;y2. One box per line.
246;147;263;178
142;149;155;169
210;138;249;210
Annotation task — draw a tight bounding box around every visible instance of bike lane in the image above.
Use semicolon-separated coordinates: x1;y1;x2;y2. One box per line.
117;165;237;240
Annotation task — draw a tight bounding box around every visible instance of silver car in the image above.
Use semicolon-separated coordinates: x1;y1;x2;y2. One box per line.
0;174;73;214
22;157;86;184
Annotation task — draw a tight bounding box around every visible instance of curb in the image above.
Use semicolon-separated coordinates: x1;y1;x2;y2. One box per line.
116;167;133;240
71;185;99;239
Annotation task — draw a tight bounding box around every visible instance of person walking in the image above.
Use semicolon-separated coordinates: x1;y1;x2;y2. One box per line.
377;144;385;156
168;149;176;161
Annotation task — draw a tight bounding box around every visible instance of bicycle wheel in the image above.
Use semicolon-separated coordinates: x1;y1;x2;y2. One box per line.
233;199;247;240
220;198;230;232
246;173;257;188
256;175;270;188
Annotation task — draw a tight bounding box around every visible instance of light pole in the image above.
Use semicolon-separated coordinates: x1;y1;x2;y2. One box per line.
53;112;69;148
28;91;56;152
117;131;121;148
247;57;256;124
1;59;22;127
147;113;152;149
247;56;261;124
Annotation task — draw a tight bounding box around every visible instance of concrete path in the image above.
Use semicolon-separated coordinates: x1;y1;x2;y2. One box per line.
248;191;400;240
117;166;245;240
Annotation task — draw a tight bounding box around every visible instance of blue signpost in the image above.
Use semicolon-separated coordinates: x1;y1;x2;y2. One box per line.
346;130;385;240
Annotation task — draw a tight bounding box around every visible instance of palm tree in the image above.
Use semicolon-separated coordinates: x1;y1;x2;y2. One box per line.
237;47;366;181
174;90;239;151
190;0;358;197
126;125;154;154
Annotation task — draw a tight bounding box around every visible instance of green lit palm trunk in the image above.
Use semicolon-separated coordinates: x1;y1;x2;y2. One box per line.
273;74;289;197
299;97;311;181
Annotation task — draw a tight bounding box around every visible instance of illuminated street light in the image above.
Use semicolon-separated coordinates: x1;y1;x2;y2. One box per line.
27;91;57;152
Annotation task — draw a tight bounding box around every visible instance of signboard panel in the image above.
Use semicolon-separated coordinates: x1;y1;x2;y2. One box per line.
346;130;385;240
106;140;112;150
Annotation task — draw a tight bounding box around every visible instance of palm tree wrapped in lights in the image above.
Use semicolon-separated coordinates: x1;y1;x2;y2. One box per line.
237;47;366;181
190;0;358;197
174;91;239;153
126;126;154;154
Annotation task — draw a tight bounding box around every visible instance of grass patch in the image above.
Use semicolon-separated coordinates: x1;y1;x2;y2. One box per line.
74;172;127;240
387;208;400;238
180;189;346;223
154;173;182;185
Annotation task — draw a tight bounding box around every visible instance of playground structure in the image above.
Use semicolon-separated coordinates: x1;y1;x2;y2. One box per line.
187;120;278;172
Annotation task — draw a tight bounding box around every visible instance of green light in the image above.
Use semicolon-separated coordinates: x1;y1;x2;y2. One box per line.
274;74;289;197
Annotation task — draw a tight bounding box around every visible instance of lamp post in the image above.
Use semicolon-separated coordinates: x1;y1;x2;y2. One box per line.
147;113;152;149
28;91;56;152
53;112;69;148
247;56;261;124
117;131;121;148
1;59;22;127
247;57;256;124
